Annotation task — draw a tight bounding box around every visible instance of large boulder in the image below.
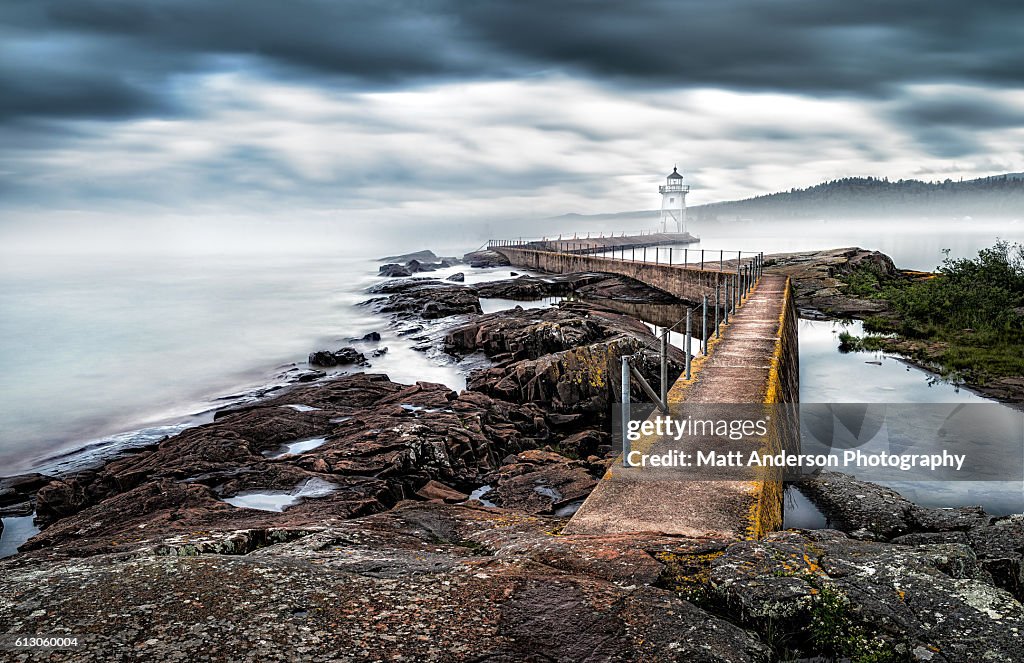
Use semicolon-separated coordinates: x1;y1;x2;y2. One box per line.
797;472;1024;600
405;259;440;273
378;263;412;277
446;304;685;414
484;449;599;515
307;347;367;367
463;249;511;268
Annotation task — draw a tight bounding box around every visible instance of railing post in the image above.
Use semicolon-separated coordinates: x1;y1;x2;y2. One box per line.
622;355;631;467
720;250;724;272
715;280;721;336
701;249;704;271
684;248;688;266
724;281;730;324
685;308;692;380
702;295;708;355
632;247;635;261
655;247;659;264
669;247;673;266
643;247;647;262
660;331;669;412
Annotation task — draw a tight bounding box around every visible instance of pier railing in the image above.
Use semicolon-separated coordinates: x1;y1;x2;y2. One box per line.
487;237;764;280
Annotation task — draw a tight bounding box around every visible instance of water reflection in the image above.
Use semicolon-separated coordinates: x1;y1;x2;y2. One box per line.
798;318;1023;516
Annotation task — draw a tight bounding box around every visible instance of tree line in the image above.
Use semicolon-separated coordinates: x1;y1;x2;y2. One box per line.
691;174;1024;220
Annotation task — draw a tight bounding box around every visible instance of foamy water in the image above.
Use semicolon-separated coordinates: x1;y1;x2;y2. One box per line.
0;251;526;474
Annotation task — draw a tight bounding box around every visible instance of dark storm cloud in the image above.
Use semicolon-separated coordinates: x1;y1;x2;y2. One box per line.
2;0;1023;121
890;96;1024;130
885;91;1024;157
458;0;1024;93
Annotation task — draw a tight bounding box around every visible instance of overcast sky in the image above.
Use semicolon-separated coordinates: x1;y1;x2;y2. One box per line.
2;0;1023;248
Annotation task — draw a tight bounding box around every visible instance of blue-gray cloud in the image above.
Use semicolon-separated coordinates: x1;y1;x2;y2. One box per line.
2;0;1023;122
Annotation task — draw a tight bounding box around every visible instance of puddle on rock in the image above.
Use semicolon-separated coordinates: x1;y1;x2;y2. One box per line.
464;484;497;507
0;513;41;558
224;478;337;512
264;437;328;459
783;485;831;529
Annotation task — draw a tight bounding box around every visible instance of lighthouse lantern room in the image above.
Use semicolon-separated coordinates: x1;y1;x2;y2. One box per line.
658;166;690;233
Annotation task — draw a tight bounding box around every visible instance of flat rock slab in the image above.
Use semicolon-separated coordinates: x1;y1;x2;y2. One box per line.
0;502;768;662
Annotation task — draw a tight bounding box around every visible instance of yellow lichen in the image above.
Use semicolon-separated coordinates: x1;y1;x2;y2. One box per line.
655;550;726;599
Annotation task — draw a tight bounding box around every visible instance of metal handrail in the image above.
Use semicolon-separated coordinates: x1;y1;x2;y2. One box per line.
488;238;764;277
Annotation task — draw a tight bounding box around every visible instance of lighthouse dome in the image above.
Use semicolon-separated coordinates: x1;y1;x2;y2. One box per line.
667;167;683;179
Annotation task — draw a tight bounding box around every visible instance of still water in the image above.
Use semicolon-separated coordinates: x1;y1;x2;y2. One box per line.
797;318;1023;517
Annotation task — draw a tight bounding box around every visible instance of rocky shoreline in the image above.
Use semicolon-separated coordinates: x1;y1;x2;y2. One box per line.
2;248;1022;661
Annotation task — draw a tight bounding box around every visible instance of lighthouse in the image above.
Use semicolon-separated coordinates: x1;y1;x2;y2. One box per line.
658;166;689;233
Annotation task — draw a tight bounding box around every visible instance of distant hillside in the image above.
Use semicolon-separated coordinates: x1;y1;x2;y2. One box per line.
690;174;1024;221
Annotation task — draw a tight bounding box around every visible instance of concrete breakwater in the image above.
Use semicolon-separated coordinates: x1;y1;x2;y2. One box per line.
495;246;752;303
494;245;798;539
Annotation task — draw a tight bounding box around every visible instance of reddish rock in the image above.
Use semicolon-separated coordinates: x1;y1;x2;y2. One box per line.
446;304;685;415
485;450;600;515
27;373;555;556
415;480;469;503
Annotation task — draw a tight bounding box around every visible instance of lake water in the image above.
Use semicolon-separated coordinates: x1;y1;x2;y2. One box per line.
0;222;1020;489
0;252;524;474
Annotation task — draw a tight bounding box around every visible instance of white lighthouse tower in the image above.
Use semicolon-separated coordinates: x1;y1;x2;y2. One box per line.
658;166;689;233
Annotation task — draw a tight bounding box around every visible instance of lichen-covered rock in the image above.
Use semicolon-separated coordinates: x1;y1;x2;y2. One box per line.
698;529;1023;662
797;472;1024;601
765;247;899;317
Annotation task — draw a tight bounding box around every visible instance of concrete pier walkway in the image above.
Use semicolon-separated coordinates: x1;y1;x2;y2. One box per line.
492;245;798;539
564;274;796;538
